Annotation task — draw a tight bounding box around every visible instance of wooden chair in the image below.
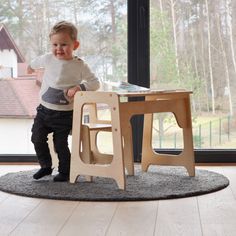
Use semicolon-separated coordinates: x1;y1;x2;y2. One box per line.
79;104;113;166
75;103;134;175
48;103;113;172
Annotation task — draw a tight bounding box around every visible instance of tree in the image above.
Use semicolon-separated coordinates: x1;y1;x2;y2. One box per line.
0;0;127;81
170;0;180;76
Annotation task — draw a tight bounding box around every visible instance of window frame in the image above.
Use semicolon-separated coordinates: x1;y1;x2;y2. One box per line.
1;0;235;163
128;0;236;163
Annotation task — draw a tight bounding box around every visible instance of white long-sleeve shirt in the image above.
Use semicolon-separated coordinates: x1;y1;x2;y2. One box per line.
30;53;100;111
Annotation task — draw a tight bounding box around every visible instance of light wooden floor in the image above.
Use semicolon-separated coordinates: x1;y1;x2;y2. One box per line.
0;164;235;236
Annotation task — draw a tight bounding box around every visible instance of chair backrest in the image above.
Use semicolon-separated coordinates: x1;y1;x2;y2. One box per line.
84;103;111;125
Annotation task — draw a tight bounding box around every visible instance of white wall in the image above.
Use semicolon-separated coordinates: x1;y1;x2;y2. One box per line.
0;118;72;155
0;49;18;78
0;118;35;154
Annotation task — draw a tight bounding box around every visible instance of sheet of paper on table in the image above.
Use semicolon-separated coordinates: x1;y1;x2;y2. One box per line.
101;81;150;92
100;81;187;95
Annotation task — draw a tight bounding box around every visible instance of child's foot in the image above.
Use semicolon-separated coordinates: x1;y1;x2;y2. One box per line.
33;167;53;180
53;173;69;182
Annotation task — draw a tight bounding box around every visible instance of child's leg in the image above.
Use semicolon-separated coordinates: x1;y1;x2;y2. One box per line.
31;105;53;179
53;131;71;176
31;106;52;168
51;110;73;180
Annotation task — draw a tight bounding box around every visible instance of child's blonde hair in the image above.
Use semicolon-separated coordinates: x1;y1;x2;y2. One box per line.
49;21;78;41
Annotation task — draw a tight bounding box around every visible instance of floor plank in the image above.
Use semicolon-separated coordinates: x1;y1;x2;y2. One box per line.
0;164;37;178
216;166;236;199
106;201;158;236
0;190;9;203
155;197;202;236
0;195;41;236
58;202;118;236
198;166;236;200
10;199;78;236
198;186;236;236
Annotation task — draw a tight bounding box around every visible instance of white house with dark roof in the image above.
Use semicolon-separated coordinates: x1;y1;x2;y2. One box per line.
0;24;39;155
0;78;40;154
0;23;25;78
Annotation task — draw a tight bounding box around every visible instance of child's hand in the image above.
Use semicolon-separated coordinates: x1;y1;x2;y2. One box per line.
67;86;81;98
27;65;35;74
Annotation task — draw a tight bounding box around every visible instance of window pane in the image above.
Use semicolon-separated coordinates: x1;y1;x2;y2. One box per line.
150;0;236;150
0;0;127;155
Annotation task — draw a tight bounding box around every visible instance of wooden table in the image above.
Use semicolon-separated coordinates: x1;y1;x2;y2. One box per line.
70;90;195;190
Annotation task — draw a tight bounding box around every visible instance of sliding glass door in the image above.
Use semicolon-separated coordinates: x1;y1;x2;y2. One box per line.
150;0;236;161
0;0;127;157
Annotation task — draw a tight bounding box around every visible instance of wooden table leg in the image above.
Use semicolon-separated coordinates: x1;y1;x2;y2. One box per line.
141;94;195;176
122;121;134;175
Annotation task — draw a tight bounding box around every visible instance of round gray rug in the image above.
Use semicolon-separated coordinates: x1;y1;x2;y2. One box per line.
0;166;229;201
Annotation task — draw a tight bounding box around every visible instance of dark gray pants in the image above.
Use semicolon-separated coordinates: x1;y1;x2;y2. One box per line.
31;104;73;175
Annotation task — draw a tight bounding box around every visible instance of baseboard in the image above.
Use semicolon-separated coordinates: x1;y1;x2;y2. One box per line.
1;149;236;163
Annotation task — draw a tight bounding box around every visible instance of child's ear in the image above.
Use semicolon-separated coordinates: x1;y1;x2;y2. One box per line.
74;40;80;50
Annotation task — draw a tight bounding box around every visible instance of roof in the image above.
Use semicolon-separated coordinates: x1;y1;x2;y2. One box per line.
0;78;40;118
0;24;25;63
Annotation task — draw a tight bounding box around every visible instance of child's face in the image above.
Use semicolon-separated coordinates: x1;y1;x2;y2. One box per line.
50;32;79;60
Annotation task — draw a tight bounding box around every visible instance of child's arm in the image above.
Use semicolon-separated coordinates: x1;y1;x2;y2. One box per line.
27;65;35;74
67;85;82;98
27;54;48;74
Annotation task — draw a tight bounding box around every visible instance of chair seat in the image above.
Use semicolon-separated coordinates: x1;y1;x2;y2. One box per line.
49;122;112;170
83;123;112;131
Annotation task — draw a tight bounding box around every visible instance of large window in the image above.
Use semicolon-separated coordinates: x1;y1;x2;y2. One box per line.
150;0;236;151
1;0;235;162
0;0;127;155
